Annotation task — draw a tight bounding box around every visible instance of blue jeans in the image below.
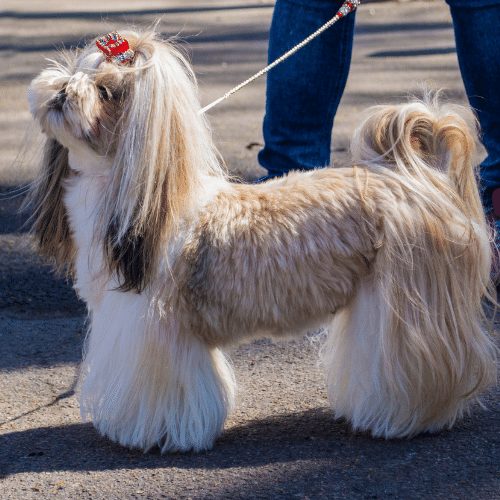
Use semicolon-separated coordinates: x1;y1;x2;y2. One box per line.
259;0;500;216
446;0;500;216
258;0;355;176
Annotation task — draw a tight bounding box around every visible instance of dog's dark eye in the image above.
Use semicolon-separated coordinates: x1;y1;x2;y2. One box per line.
97;85;111;101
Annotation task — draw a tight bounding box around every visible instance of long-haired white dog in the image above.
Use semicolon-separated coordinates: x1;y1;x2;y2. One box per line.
26;30;497;452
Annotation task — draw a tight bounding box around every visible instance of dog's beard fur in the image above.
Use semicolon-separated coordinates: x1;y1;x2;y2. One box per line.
26;30;497;452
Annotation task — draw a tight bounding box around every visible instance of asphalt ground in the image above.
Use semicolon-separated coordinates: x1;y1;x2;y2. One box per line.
0;1;498;498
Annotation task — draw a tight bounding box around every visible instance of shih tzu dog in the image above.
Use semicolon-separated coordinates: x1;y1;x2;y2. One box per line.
26;30;497;453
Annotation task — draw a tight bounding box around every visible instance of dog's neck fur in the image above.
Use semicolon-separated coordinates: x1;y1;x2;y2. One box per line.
68;145;112;177
64;142;227;304
64;159;108;309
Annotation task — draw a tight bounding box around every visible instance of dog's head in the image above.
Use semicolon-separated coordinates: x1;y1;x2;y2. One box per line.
27;30;222;291
28;46;126;160
28;30;203;168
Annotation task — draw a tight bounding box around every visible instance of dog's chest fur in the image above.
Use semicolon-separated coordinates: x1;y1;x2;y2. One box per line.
64;174;108;309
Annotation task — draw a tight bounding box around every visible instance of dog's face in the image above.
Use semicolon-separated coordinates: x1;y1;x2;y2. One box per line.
28;51;130;160
27;31;221;292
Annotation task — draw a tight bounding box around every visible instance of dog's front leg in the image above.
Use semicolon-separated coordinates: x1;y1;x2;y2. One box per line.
79;292;235;453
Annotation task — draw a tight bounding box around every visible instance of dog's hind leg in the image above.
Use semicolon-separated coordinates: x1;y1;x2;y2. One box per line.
326;96;497;438
80;292;235;453
321;206;496;439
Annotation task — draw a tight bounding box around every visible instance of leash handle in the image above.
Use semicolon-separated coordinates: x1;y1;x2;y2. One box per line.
199;0;361;115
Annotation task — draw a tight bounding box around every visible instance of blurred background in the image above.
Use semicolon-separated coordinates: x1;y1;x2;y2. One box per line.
0;0;472;185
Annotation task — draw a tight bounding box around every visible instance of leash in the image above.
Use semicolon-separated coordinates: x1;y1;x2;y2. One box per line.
199;0;361;115
0;6;361;202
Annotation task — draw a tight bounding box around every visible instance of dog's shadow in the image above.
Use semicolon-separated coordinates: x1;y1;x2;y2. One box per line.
2;402;495;477
0;409;406;477
2;396;498;500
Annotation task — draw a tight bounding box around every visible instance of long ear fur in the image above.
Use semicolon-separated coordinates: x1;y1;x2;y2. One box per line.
24;138;75;274
99;31;223;292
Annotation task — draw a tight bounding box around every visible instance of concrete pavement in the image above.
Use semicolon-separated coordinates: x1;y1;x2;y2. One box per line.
1;1;498;498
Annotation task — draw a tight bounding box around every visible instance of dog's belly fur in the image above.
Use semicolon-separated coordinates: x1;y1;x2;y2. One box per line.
177;168;384;345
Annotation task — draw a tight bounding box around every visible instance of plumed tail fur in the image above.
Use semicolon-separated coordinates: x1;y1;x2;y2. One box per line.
323;96;497;438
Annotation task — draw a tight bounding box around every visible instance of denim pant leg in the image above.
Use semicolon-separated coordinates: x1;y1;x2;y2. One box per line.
258;0;355;177
446;0;500;215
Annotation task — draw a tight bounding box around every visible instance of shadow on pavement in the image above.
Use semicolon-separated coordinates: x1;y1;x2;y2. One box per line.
0;309;85;371
0;258;85;370
0;3;274;21
0;31;270;55
0;184;85;322
1;402;498;496
0;187;29;235
0;21;453;56
370;47;456;58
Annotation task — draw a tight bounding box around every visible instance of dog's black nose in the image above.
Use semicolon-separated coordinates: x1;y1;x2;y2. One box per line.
51;89;67;111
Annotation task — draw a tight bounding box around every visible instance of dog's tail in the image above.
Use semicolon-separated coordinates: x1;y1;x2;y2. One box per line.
322;96;497;438
351;92;487;221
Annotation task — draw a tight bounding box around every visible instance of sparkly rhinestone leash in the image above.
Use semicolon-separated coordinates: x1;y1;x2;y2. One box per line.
199;0;361;115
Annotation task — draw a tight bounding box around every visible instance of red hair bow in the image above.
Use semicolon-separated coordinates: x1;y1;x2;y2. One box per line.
96;32;134;64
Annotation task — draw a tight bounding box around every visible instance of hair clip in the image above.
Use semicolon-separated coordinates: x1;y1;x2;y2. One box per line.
96;32;135;65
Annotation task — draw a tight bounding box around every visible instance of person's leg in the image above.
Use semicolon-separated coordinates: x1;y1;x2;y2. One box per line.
258;0;355;178
446;0;500;220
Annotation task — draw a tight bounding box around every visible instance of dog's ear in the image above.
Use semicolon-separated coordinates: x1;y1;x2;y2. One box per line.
99;34;206;292
25;138;75;274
